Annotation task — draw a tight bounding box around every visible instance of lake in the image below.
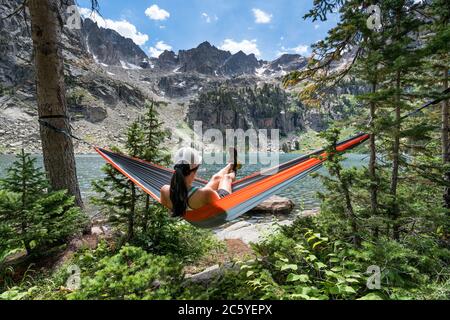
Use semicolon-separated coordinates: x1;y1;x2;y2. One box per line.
0;153;367;214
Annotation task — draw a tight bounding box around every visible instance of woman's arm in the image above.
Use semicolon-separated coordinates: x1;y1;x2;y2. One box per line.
160;185;172;210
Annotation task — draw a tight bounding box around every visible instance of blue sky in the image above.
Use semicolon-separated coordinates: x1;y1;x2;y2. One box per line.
77;0;339;61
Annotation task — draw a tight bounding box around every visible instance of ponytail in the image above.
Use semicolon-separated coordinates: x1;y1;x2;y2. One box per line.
170;164;192;217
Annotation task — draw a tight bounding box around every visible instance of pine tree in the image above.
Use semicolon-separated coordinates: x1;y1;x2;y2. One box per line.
0;150;87;256
92;121;145;242
318;127;361;246
422;0;450;209
138;101;171;231
284;0;384;243
140;101;170;165
92;101;171;242
284;0;438;242
1;150;49;254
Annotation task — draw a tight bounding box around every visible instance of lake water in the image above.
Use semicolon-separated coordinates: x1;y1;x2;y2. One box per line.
0;153;367;214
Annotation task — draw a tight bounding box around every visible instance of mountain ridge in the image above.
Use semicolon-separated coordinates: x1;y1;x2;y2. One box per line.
81;18;307;78
0;1;359;155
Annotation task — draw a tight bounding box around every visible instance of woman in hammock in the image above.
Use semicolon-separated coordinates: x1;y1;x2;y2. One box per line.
160;147;236;217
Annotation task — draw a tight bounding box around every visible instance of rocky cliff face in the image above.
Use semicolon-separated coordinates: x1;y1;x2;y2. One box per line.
178;41;231;75
82;18;149;68
268;54;307;73
219;51;261;77
187;84;305;136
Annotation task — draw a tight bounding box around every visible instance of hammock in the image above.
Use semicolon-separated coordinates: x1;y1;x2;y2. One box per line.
96;133;370;228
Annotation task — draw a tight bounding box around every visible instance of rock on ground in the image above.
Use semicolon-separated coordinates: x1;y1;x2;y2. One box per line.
248;196;295;215
215;220;293;245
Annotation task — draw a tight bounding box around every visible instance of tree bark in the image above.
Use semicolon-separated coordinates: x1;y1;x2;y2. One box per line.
336;170;360;247
127;183;136;241
442;67;450;209
27;0;83;207
369;81;379;238
391;71;401;241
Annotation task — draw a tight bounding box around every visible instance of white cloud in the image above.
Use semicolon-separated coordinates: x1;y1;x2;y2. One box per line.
278;44;309;57
201;13;218;23
291;44;309;55
148;41;172;58
145;4;170;21
276;50;288;57
79;8;149;45
202;13;211;23
252;8;272;24
314;24;320;30
220;39;261;57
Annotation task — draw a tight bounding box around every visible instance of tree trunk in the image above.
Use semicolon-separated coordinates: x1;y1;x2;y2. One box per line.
24;239;32;256
335;168;360;247
442;66;450;209
127;183;136;241
27;0;83;207
391;71;401;241
143;194;150;232
369;81;379;239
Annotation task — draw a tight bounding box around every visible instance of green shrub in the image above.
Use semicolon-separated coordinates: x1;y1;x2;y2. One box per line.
1;242;186;300
184;218;449;301
183;226;376;300
67;245;183;300
133;205;221;263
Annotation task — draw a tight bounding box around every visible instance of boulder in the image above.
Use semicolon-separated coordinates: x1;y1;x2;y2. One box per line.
184;263;240;285
185;265;221;284
84;105;107;123
216;220;293;245
301;209;320;218
90;226;104;236
249;196;295;215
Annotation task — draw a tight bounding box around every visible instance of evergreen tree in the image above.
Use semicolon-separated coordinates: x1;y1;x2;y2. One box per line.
421;0;450;209
138;101;171;231
92;101;171;242
92;122;145;242
318;128;361;246
0;150;87;256
284;0;443;243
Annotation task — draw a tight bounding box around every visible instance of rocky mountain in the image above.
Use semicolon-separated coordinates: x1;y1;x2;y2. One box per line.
178;41;231;75
264;54;308;76
219;51;261;76
151;42;261;77
0;0;360;155
82;18;149;68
